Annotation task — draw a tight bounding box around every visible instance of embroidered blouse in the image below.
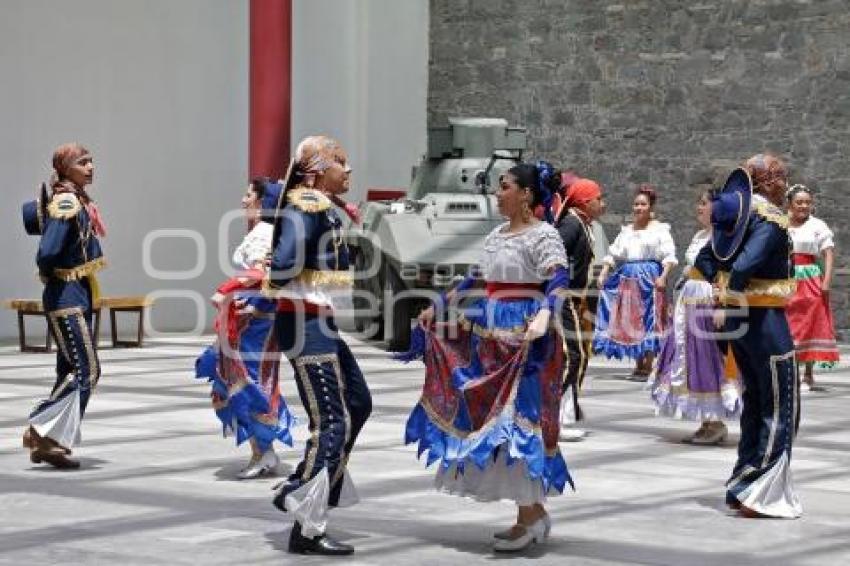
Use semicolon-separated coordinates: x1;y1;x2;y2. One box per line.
481;221;568;283
603;220;678;267
788;216;834;255
233;221;273;270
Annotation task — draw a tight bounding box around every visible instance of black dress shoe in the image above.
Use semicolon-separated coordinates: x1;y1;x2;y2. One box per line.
272;489;287;513
288;522;354;556
725;492;741;510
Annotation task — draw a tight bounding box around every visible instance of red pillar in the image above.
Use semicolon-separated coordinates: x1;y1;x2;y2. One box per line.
250;0;292;179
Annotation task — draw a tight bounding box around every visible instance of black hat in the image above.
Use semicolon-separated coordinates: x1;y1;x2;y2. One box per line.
22;184;49;235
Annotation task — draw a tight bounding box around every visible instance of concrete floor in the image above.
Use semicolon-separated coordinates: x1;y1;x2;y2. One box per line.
1;334;849;565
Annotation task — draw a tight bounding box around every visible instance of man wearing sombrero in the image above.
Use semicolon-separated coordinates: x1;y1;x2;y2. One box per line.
694;154;801;519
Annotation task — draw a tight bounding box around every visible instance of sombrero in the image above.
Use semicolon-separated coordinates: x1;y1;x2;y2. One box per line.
711;167;752;261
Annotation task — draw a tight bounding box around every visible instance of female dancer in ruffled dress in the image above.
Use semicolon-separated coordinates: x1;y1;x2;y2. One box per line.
785;184;839;392
594;185;677;378
649;190;741;444
407;162;571;552
195;178;294;479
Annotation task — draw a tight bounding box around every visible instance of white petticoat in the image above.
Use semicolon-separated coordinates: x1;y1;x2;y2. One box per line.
434;449;553;506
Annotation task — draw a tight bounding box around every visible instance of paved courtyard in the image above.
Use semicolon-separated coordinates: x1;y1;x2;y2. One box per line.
1;334;849;565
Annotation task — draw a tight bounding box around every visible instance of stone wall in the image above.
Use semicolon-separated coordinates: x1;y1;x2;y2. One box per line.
429;0;850;329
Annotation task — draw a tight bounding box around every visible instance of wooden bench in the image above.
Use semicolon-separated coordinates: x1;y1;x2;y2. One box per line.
98;296;154;348
4;296;152;352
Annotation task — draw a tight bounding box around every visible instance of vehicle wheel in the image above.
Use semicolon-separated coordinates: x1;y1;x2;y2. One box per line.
384;263;415;352
352;247;383;339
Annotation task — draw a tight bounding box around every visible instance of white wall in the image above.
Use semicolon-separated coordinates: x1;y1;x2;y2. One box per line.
0;0;429;341
0;0;249;340
291;0;429;200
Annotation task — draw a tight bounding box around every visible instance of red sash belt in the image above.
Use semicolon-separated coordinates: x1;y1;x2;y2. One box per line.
485;281;542;299
792;253;817;266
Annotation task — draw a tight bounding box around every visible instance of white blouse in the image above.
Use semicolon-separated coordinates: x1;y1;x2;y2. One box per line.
684;229;711;267
481;221;568;283
788;216;834;255
603;221;678;267
232;222;273;270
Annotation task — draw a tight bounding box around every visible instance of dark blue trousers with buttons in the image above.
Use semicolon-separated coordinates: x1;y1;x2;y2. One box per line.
276;312;372;507
723;307;798;503
29;278;101;434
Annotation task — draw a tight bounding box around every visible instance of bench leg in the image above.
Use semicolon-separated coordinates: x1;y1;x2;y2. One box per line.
93;308;102;348
18;311;51;353
111;307;145;347
110;308;118;348
137;307;144;347
17;311;25;352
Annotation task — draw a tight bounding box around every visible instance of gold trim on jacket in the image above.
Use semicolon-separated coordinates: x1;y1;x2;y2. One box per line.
753;201;789;229
686;267;795;307
263;268;353;295
45;257;107;282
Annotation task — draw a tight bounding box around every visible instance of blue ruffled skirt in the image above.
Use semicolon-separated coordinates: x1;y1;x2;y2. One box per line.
402;297;573;503
195;298;295;452
593;260;667;360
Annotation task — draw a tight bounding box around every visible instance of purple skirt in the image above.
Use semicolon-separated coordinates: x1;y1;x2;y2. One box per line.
649;279;742;421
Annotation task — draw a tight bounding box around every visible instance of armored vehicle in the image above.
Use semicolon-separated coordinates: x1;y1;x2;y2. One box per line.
347;118;524;350
346;117;610;351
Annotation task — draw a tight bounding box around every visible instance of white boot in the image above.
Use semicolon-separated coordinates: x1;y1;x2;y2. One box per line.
237;449;280;479
493;517;548;552
494;512;551;540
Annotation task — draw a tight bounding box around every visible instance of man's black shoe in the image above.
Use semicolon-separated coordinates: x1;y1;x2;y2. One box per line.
271;489;287;513
288;522;354;556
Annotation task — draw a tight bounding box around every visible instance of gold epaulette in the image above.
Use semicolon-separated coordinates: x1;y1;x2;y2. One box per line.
287;187;332;213
753;201;789;229
47;193;82;220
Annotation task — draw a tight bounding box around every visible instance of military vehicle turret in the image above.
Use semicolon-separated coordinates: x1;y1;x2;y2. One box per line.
347;118;525;350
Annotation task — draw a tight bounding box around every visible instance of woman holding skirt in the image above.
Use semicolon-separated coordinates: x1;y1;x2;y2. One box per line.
195;178;295;479
785;184;839;391
407;162;571;553
594;185;677;378
649;190;742;444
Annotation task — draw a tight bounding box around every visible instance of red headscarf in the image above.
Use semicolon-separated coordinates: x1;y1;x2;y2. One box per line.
50;142;107;237
563;178;602;221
